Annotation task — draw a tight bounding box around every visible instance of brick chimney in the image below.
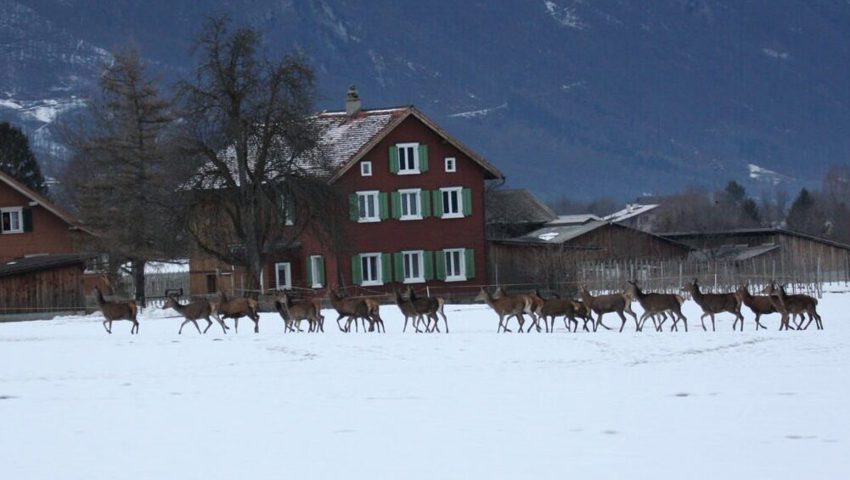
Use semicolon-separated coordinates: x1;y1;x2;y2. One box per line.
345;85;361;116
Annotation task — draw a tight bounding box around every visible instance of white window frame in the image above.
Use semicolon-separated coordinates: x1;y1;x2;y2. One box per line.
1;207;23;234
360;253;383;287
396;142;420;175
440;187;464;219
275;262;292;290
399;188;422;221
444;249;466;282
357;190;380;223
444;157;457;173
309;255;323;288
360;161;372;177
402;250;425;284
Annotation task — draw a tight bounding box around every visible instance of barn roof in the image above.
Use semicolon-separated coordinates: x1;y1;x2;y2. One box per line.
0;254;90;278
689;244;781;262
661;228;850;251
603;203;659;222
497;220;692;250
486;188;557;225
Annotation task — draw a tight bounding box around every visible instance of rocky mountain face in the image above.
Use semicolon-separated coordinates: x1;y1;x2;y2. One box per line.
1;0;849;200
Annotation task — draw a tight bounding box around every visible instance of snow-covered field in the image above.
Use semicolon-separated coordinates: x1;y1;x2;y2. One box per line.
1;291;848;479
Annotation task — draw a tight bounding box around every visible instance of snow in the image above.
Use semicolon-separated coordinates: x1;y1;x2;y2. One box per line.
1;291;849;479
748;163;794;185
763;48;790;60
544;1;586;30
449;102;508;119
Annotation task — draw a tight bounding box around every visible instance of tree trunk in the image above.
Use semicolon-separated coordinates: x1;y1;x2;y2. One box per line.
132;259;147;307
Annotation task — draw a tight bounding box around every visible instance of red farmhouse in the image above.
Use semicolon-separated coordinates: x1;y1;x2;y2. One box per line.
190;94;504;296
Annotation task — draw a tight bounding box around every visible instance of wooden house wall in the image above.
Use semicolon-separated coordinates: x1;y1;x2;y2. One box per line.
0;265;86;314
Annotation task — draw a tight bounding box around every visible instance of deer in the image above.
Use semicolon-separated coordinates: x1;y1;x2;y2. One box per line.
626;281;687;332
578;285;638;332
474;287;533;333
407;287;448;333
93;286;139;334
327;288;372;333
571;299;595;332
493;287;540;332
211;291;260;334
394;288;424;333
536;294;580;333
762;282;822;330
362;297;385;333
162;294;228;334
682;279;743;331
735;284;775;330
274;291;322;333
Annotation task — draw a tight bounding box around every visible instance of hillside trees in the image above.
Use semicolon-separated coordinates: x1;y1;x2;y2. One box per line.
177;15;341;296
0;122;48;195
63;47;185;305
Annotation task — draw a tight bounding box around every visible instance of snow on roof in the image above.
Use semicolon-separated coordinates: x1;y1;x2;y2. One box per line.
316;107;406;168
603;204;659;223
547;214;602;226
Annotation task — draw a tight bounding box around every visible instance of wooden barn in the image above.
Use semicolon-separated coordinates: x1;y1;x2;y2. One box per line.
0;254;91;316
489;218;692;291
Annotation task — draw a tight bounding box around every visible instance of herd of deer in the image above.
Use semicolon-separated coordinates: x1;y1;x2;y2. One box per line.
91;278;821;335
473;279;822;333
91;285;447;335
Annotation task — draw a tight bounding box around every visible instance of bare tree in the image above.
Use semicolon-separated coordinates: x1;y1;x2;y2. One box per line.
63;46;183;305
178;16;340;295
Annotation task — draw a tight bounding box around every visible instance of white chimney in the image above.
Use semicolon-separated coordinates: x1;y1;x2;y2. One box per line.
346;85;361;116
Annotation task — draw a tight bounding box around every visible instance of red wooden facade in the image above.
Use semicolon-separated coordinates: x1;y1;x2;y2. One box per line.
189;106;504;296
0;170;91;261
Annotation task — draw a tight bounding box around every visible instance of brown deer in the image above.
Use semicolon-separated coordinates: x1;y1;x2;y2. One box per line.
211;291;260;334
274;292;322;333
626;281;687;332
536;294;580;332
762;283;822;330
571;299;595;331
394;288;423;333
682;279;743;331
327;288;372;333
474;287;532;333
363;297;385;333
93;286;139;334
407;287;448;333
578;285;638;332
162;295;227;334
735;284;774;330
493;287;540;332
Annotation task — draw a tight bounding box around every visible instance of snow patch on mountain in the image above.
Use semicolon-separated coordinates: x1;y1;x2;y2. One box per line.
762;48;790;60
449;102;508;119
20;98;86;123
748;163;794;185
544;1;586;30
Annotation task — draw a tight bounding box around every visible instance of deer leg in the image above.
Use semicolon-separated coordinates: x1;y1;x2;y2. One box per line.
178;319;189;334
754;313;765;330
710;314;716;332
203;317;213;334
103;319;111;334
336;314;347;332
431;314;440;333
516;313;525;333
132;320;139;334
616;311;628;333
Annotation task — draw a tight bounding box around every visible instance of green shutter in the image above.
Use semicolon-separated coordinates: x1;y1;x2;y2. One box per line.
432;190;443;218
419;144;429;172
421;190;431;217
389;145;399;173
22;208;33;232
423;251;434;281
349;194;359;221
305;256;313;286
379;192;389;220
381;253;392;285
435;250;447;281
318;257;325;286
465;248;475;279
351;255;362;285
391;191;401;219
394;252;404;282
462;188;472;216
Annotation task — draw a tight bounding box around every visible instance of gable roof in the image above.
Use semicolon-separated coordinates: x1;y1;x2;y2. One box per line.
322;106;504;183
486;188;557;225
661;227;850;251
548;214;603;226
0;253;90;278
0;170;86;231
603;204;659;223
497;220;692;251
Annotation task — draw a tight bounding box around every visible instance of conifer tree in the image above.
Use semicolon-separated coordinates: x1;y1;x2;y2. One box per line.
0;122;48;195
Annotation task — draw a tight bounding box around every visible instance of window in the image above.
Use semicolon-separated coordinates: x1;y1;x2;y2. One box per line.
1;207;23;234
444;249;466;281
360;253;382;286
309;255;324;288
445;157;456;172
275;262;292;290
399;189;421;220
357;191;380;222
396;143;419;174
402;250;424;283
360;161;372;176
440;187;463;218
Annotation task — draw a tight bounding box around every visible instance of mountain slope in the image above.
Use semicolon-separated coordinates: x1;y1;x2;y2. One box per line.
2;0;849;200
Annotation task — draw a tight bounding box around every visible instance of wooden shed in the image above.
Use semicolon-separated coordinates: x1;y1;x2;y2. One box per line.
0;254;91;315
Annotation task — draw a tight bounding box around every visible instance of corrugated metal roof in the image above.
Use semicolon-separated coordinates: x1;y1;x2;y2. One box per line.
506;220;609;245
0;254;90;278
